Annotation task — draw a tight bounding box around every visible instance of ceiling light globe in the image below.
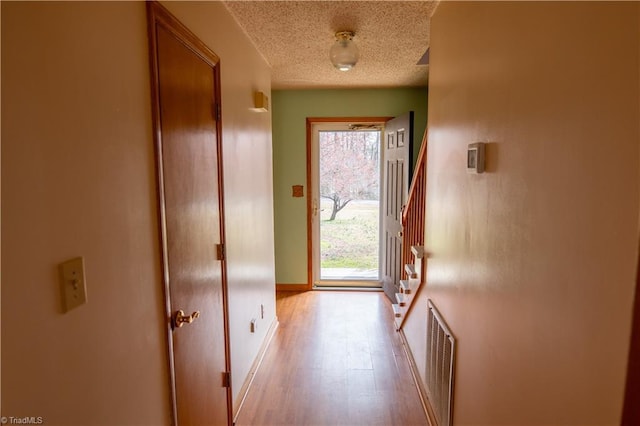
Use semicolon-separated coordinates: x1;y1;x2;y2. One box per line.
330;31;359;72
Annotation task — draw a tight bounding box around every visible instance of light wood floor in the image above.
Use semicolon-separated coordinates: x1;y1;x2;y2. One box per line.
235;291;428;426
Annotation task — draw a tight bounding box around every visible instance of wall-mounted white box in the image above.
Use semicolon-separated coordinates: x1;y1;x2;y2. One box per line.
467;142;486;174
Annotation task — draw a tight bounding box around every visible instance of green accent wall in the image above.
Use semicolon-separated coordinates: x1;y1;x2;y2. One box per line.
272;88;428;285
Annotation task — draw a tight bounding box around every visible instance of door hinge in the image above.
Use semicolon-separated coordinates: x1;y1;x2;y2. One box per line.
213;103;221;121
216;243;225;261
222;371;231;388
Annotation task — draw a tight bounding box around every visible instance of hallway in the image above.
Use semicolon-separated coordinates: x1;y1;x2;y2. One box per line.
235;291;428;426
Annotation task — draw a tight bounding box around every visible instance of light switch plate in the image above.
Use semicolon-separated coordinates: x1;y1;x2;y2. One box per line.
60;256;87;312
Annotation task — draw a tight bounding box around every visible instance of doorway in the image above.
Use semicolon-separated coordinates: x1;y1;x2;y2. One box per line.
147;3;232;425
308;118;389;288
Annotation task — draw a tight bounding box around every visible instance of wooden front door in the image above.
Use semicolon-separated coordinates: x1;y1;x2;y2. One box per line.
382;112;414;302
148;3;231;425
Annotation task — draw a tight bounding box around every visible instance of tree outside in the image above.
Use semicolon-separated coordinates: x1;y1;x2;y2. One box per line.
319;131;379;220
319;131;380;278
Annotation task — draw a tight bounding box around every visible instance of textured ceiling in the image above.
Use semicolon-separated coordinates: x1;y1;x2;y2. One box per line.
223;1;439;89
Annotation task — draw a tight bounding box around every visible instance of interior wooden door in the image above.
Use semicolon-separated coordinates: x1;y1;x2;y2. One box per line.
382;112;414;302
148;3;231;425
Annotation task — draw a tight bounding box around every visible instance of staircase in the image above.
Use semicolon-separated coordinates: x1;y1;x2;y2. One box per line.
392;245;425;329
392;128;428;330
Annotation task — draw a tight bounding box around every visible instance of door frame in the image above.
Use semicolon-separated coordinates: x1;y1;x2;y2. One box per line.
305;117;391;290
147;2;232;424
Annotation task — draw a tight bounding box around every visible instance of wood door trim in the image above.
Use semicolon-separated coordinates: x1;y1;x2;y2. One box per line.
305;117;392;290
146;2;232;425
147;1;220;68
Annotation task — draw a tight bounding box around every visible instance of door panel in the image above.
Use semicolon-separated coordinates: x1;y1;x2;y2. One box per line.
149;4;230;425
382;112;414;302
308;119;386;288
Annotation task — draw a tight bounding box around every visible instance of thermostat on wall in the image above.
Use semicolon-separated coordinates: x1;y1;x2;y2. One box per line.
467;142;485;174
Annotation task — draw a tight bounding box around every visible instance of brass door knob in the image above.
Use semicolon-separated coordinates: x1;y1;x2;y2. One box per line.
173;309;201;328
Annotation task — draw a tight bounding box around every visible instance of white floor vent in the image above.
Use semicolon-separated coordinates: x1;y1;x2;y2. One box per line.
426;299;455;426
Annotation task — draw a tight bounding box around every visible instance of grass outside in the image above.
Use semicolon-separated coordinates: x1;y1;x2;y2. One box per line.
320;199;379;270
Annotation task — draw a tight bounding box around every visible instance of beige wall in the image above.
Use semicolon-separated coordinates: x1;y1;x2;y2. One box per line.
403;1;640;425
2;2;170;423
1;1;274;424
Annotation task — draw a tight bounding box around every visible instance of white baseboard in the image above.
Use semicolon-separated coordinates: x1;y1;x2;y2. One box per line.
232;316;279;422
399;328;438;426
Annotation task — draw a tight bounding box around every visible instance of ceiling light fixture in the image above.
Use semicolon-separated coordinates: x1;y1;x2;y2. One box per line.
330;31;359;72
